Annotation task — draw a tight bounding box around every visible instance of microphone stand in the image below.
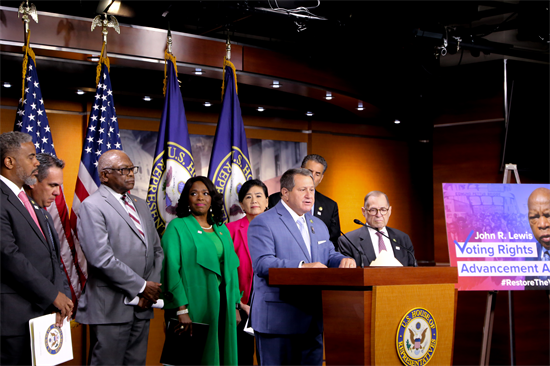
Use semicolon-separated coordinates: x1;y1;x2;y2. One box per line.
340;230;365;268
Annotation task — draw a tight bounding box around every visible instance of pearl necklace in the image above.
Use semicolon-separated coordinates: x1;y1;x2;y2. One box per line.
200;225;213;230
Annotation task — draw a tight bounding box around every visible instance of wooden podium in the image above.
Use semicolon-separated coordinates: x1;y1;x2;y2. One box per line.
269;267;458;365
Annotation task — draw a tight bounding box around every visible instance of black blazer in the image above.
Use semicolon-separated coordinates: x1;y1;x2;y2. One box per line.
0;180;68;336
338;225;417;267
268;190;341;250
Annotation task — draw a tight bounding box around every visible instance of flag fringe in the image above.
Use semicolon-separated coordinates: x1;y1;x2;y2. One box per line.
221;57;238;100
21;30;36;101
163;50;178;97
95;42;111;85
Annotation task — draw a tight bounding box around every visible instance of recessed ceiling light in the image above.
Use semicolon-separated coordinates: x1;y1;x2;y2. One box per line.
357;101;364;111
257;107;265;112
306;111;314;117
3;82;11;88
325;91;332;100
394;119;401;124
88;55;100;62
204;102;211;107
76;89;85;95
195;68;203;75
271;80;280;88
143;96;152;101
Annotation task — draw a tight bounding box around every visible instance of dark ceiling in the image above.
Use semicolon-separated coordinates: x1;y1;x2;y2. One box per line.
1;1;548;137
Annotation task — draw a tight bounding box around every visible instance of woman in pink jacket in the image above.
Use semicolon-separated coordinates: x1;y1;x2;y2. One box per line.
226;179;269;365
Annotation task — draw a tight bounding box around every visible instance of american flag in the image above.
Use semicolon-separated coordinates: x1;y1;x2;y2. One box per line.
13;55;87;305
71;62;123;236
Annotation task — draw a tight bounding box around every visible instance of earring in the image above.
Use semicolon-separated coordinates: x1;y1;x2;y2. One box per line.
209;207;213;213
188;206;191;212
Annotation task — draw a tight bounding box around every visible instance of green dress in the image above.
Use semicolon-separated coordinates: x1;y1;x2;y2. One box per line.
161;215;240;365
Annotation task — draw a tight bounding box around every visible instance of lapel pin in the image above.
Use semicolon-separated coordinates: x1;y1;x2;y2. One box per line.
393;238;397;242
396;246;401;250
317;211;321;216
319;207;323;211
311;226;315;234
309;219;314;224
198;230;203;234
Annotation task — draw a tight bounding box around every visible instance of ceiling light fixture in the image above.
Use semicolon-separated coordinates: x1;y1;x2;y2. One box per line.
76;89;85;95
204;102;212;107
194;68;203;75
271;80;280;88
88;55;100;62
394;119;401;124
306;111;314;117
257;107;265;112
143;96;152;102
357;101;364;111
3;82;11;88
325;91;332;100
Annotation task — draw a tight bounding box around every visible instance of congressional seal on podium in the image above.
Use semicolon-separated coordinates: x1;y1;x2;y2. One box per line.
396;307;438;366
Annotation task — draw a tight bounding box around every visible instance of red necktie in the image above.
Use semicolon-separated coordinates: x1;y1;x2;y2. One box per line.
18;191;46;239
122;195;145;238
376;231;387;253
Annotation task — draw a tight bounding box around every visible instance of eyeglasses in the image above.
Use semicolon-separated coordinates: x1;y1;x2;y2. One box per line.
104;166;140;175
366;207;389;216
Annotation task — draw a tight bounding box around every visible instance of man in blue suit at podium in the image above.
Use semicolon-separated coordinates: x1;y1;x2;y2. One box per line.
248;168;355;365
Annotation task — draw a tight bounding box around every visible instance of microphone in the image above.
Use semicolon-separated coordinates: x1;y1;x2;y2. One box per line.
353;219;391;240
340;230;365;268
353;219;418;267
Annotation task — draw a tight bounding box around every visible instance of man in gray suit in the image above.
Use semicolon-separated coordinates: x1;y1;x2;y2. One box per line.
76;150;163;365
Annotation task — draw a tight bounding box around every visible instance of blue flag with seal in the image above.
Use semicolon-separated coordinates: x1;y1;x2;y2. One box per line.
208;58;252;222
147;52;195;235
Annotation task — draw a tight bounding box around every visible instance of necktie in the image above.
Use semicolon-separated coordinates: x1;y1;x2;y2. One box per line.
376;231;387;253
296;217;311;257
40;209;57;253
543;251;550;261
121;195;145;238
18;191;46;239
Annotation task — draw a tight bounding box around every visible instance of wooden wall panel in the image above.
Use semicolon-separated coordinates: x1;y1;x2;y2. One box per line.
309;132;422;249
432;121;504;264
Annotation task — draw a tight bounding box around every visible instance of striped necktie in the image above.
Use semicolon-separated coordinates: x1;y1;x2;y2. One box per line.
121;194;145;238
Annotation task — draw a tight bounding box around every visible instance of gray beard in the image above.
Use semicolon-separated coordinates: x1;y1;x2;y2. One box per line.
24;175;37;186
16;164;37;186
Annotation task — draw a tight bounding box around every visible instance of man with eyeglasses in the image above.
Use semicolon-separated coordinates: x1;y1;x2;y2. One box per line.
338;190;416;267
525;187;550;290
76;149;163;365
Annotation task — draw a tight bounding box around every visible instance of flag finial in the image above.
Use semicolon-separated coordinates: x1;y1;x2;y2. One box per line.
91;13;120;45
226;32;231;61
18;1;38;36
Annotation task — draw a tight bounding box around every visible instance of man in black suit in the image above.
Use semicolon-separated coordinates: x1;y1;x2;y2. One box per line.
338;190;417;267
1;132;73;365
269;154;341;249
24;153;72;298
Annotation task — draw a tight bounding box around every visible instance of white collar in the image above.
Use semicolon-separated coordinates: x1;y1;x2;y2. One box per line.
281;199;306;224
0;175;25;197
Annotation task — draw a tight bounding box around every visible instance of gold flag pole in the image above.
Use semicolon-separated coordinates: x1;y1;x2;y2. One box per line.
91;13;120;84
221;31;237;99
163;27;178;97
18;1;38;101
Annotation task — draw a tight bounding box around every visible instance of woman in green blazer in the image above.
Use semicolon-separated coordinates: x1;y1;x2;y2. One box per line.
161;176;241;365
